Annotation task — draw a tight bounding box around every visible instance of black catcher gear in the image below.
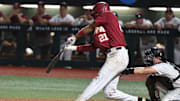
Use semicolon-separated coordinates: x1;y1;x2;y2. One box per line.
146;74;174;101
144;47;165;65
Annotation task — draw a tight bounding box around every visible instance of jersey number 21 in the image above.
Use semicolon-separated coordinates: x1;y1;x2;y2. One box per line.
98;33;109;42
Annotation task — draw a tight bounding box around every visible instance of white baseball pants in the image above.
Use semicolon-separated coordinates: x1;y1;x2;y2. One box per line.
75;47;138;101
162;88;180;101
155;81;180;101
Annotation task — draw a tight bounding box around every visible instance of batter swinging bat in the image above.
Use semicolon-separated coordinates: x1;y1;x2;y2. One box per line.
46;35;76;73
46;47;64;73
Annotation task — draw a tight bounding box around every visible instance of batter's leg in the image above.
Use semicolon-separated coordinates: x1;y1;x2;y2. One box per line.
103;76;138;101
75;65;118;101
75;47;129;101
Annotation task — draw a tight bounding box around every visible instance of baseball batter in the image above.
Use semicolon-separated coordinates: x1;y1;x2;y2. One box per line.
122;47;180;101
65;1;149;101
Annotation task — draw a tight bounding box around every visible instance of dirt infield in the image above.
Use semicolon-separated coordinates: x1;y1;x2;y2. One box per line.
0;66;147;101
0;66;147;81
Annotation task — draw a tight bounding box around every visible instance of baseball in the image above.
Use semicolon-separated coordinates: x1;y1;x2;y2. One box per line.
25;47;33;55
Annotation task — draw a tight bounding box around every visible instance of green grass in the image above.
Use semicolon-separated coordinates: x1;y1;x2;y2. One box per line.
0;75;149;100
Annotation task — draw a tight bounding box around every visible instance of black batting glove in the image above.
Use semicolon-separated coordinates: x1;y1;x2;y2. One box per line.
121;68;134;75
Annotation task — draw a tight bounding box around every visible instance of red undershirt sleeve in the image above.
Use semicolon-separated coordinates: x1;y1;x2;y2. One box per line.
77;44;97;52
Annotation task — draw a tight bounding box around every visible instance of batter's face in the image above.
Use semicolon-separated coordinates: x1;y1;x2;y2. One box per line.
85;10;93;20
90;10;95;18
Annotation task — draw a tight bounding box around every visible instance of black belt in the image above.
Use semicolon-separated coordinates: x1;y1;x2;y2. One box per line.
107;47;122;53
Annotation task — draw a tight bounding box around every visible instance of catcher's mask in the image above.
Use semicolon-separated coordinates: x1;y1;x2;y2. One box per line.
144;47;165;66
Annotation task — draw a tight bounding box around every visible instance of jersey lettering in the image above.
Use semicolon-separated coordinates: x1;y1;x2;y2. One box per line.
98;33;109;42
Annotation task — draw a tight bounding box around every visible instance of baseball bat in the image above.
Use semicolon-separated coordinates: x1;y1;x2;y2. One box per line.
46;47;64;73
46;35;75;73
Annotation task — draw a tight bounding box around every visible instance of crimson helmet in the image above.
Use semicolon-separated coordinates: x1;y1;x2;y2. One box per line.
92;2;110;17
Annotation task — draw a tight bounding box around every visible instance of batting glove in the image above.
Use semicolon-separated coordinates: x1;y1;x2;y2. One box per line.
64;45;77;51
66;34;76;45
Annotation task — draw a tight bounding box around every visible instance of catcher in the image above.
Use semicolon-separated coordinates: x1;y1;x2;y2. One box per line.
122;47;180;101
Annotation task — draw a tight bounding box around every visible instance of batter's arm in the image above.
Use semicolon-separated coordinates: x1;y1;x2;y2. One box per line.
64;44;97;52
75;22;98;38
77;44;97;52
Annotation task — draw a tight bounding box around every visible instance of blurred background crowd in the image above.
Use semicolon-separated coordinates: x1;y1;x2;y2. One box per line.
0;1;180;68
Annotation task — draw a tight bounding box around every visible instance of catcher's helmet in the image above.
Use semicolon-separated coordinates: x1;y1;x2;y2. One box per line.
92;2;110;17
144;47;165;65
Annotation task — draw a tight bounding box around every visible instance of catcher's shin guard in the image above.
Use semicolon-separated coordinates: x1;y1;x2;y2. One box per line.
145;74;161;101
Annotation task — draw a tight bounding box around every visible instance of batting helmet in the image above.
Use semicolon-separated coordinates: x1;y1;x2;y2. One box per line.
92;2;110;17
144;47;165;65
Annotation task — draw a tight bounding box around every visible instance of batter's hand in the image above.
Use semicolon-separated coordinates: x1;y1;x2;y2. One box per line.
66;34;76;45
64;45;77;51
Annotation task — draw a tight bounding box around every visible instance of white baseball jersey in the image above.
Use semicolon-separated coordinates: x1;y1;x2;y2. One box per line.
49;14;74;23
152;62;180;101
129;18;152;25
154;17;180;28
152;62;180;88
